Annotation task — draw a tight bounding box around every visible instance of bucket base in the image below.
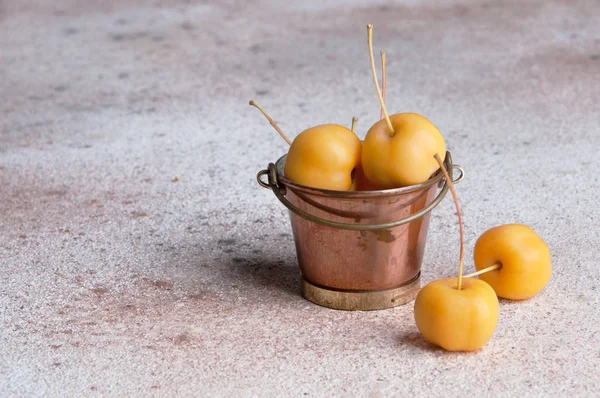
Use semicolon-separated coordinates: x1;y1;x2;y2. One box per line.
301;273;421;311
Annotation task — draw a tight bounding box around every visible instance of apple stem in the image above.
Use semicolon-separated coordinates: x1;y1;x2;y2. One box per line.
464;263;502;278
249;100;293;146
351;116;358;133
367;25;394;136
380;51;386;120
433;153;464;290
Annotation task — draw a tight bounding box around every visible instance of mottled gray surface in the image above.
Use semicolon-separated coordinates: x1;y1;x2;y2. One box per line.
1;0;599;396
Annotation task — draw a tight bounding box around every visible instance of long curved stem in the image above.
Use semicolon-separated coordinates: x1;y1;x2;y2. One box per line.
351;116;358;133
367;25;394;135
380;51;386;120
249;100;292;146
464;263;502;278
433;154;464;290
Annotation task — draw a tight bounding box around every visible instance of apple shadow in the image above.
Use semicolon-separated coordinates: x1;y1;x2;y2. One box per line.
397;330;491;355
396;331;443;352
499;297;529;306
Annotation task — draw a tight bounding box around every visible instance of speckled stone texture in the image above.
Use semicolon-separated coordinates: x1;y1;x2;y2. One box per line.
1;0;599;396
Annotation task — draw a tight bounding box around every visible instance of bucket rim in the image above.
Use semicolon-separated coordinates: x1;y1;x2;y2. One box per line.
274;152;449;199
257;151;463;230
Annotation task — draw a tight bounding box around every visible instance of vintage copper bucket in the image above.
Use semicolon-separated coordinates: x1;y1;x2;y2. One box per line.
257;151;463;311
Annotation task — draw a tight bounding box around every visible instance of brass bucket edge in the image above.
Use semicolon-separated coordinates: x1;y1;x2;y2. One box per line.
301;273;421;311
257;151;464;231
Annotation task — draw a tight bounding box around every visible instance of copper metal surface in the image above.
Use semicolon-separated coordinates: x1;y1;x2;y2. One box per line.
258;151;462;309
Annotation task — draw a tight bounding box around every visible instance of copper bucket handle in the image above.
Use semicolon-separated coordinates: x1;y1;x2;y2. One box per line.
257;151;464;231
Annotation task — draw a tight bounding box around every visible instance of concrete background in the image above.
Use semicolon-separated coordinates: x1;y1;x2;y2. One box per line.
1;0;599;396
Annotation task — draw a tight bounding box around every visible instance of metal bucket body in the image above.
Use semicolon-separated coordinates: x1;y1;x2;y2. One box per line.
258;152;462;310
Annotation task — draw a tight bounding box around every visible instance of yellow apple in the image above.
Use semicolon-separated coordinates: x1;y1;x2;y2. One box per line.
474;224;552;300
361;113;446;189
414;277;499;351
284;124;361;191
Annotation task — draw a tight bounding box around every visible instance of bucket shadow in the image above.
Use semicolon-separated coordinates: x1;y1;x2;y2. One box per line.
196;224;302;298
147;224;301;299
222;253;302;299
